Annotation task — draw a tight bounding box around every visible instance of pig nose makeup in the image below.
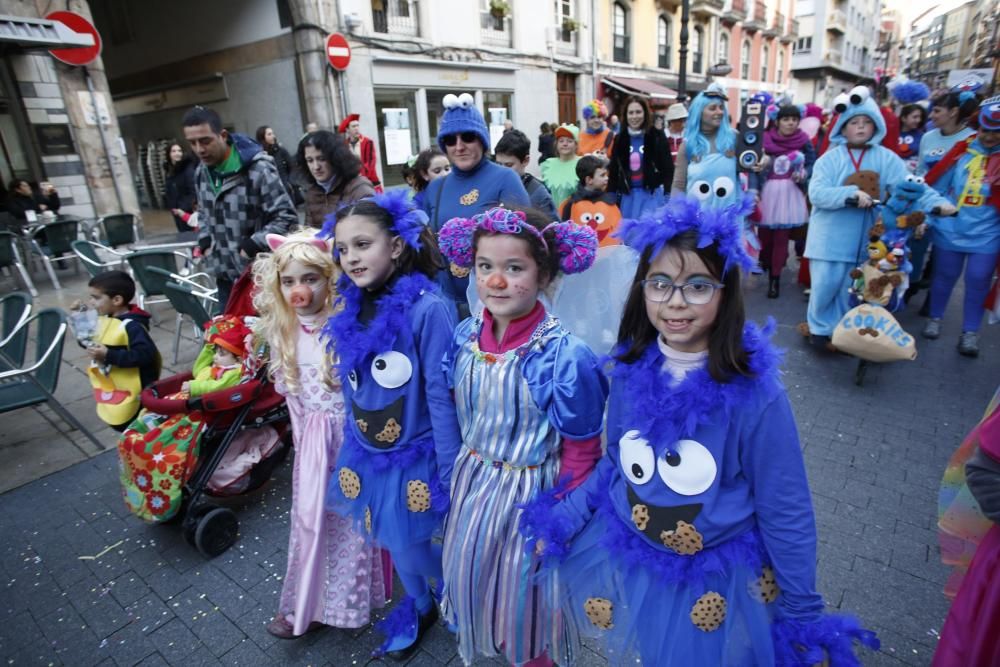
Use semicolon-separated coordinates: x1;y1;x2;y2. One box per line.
486;273;507;289
289;285;314;308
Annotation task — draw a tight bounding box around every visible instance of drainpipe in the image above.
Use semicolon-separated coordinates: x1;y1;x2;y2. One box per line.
591;0;598;96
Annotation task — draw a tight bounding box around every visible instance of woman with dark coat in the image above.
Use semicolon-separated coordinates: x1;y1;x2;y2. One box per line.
607;95;674;219
296;130;375;229
537;122;556;164
163;143;197;232
256;125;299;203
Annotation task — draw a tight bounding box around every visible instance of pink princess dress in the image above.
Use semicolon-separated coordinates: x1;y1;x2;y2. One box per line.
273;313;389;634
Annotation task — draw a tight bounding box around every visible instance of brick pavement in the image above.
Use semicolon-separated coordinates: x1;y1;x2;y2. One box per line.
2;262;999;667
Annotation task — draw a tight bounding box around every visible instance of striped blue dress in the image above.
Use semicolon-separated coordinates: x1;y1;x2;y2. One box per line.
441;312;607;666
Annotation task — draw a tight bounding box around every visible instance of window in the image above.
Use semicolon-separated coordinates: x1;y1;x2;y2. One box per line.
613;2;630;63
555;0;575;43
794;36;812;53
658;16;672;69
761;44;769;81
481;0;508;32
741;39;751;78
776;48;784;84
693;26;704;73
718;30;730;64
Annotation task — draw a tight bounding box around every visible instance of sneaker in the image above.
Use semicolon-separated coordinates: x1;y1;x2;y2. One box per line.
922;319;942;340
958;331;980;357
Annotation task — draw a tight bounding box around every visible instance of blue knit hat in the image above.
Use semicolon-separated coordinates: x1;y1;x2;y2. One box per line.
437;93;490;152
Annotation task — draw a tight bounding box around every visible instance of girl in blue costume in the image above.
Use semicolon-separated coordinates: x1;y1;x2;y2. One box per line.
802;86;954;346
437;207;608;666
921;97;1000;358
670;83;762;261
322;190;463;660
519;196;881;666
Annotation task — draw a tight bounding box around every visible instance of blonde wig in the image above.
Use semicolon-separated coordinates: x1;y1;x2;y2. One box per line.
251;229;339;394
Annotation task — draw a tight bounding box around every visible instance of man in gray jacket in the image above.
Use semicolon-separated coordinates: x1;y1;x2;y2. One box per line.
182;106;296;307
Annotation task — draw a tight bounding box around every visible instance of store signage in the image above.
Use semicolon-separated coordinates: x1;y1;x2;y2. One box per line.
45;10;101;66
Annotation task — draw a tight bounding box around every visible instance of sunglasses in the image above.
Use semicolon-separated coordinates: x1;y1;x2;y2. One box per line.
442;131;479;147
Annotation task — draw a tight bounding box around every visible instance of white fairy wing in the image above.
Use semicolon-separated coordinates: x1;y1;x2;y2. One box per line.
550;245;639;355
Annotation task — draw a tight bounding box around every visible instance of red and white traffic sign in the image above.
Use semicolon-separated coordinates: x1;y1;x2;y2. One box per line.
326;33;351;71
45;10;102;66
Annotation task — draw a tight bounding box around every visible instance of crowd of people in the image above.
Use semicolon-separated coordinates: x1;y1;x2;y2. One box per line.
80;73;1000;667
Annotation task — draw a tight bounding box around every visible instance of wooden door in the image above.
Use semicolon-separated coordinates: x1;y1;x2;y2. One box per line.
557;73;577;125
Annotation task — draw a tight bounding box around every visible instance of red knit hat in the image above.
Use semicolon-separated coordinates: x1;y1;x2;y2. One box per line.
338;114;360;134
204;316;251;357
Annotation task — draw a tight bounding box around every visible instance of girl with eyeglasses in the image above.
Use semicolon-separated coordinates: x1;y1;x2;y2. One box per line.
519;197;879;666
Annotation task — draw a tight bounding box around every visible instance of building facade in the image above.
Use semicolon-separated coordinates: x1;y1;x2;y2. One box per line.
789;0;882;107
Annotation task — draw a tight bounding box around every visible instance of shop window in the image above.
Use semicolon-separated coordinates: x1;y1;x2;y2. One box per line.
374;89;419;188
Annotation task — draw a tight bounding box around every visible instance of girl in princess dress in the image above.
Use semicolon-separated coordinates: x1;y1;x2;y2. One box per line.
520;197;880;666
253;230;389;639
436;207;608;666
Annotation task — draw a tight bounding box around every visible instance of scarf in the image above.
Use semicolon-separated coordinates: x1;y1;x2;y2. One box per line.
763;127;810;157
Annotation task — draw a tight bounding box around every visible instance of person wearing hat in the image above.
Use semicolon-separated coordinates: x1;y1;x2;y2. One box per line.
919;97;1000;357
664;102;688;161
181;316;250;397
578;99;615;156
339;113;383;192
541;123;582;208
421;92;529;314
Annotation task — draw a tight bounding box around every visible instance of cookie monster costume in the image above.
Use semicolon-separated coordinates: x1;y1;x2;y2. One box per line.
805;86;949;337
519;198;881;666
321;190;463;659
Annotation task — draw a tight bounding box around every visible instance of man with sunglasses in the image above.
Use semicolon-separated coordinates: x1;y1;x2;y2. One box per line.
422;93;529;316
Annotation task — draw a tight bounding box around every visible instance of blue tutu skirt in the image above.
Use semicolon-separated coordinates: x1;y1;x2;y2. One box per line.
557;506;777;666
619;187;665;220
326;433;448;553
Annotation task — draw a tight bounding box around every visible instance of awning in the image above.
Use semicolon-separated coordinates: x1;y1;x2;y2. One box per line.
0;14;95;49
601;76;678;100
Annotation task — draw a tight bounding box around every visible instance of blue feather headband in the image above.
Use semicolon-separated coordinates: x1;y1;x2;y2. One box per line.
614;195;756;275
320;188;428;256
892;80;930;104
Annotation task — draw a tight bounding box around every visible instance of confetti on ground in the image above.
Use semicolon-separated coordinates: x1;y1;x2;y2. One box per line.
77;540;124;561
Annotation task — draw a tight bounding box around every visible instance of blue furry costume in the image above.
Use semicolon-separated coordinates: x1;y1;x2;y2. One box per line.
520;200;880;666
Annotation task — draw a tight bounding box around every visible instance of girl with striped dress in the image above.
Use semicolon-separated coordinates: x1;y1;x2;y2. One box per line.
437;207;608;665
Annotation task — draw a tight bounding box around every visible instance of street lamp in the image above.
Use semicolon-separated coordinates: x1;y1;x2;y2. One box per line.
678;0;690;102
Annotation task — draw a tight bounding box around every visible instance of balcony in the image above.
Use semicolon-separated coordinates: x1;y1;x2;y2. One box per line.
691;0;725;18
764;11;782;38
743;0;766;31
827;9;846;34
824;50;843;65
721;0;745;25
781;17;799;43
372;0;420;37
480;11;512;47
555;27;578;56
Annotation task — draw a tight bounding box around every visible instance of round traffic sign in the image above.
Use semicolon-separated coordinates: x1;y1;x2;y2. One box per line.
326;33;351;71
45;10;102;66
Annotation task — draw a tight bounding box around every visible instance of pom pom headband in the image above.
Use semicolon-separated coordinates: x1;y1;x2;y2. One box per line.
439;207;597;275
320;189;428;256
614;195;755;275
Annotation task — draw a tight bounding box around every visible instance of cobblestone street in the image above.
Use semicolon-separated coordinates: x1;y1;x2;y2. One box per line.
2;265;998;667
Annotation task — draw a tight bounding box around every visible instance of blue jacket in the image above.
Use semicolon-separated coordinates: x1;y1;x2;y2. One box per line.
806;98;948;263
422;158;530;306
928;136;1000;254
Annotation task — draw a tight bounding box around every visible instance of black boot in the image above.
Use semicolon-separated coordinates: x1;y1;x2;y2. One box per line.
767;276;780;299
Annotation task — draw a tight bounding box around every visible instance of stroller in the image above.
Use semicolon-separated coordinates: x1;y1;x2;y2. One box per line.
119;268;290;557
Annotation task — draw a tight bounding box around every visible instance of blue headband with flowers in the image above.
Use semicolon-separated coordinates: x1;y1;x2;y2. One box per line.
320;189;427;256
614;196;755;275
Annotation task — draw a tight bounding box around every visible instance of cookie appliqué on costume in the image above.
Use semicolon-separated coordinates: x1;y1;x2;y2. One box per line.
619;431;716;555
406;480;432;512
459;189;480;206
690;591;727;632
844;170;880;200
583;597;615;629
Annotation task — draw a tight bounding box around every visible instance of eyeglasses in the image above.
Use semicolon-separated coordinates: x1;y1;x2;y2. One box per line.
442;131;479;147
641;278;723;305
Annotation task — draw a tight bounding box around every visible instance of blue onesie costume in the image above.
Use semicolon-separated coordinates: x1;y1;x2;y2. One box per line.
521;323;879;666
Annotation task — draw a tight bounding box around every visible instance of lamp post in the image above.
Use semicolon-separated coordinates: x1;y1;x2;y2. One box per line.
678;0;690;102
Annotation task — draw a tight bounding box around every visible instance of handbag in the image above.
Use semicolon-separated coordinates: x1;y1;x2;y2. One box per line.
831;303;917;362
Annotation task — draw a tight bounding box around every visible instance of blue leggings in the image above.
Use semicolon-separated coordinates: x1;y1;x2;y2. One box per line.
392;540;442;606
929;248;999;332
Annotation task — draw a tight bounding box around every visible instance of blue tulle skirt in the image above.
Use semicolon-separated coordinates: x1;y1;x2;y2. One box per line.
619;187;665;219
326;433;448;553
557;507;778;666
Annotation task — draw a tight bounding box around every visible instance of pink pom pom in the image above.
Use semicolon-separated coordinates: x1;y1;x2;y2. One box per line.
546;222;597;274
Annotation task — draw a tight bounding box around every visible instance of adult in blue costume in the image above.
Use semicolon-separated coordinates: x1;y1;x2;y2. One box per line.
422;93;529;316
322;191;463;660
921;97;1000;357
802;86;953;344
519;197;881;666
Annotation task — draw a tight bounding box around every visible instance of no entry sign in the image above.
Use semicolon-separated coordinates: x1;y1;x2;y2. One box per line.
46;10;102;66
326;33;351;71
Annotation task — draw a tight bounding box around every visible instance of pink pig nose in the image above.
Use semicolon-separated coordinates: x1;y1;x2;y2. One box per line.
289;285;312;308
486;272;507;289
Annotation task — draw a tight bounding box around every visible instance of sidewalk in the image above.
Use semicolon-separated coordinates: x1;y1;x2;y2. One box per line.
2;253;999;666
